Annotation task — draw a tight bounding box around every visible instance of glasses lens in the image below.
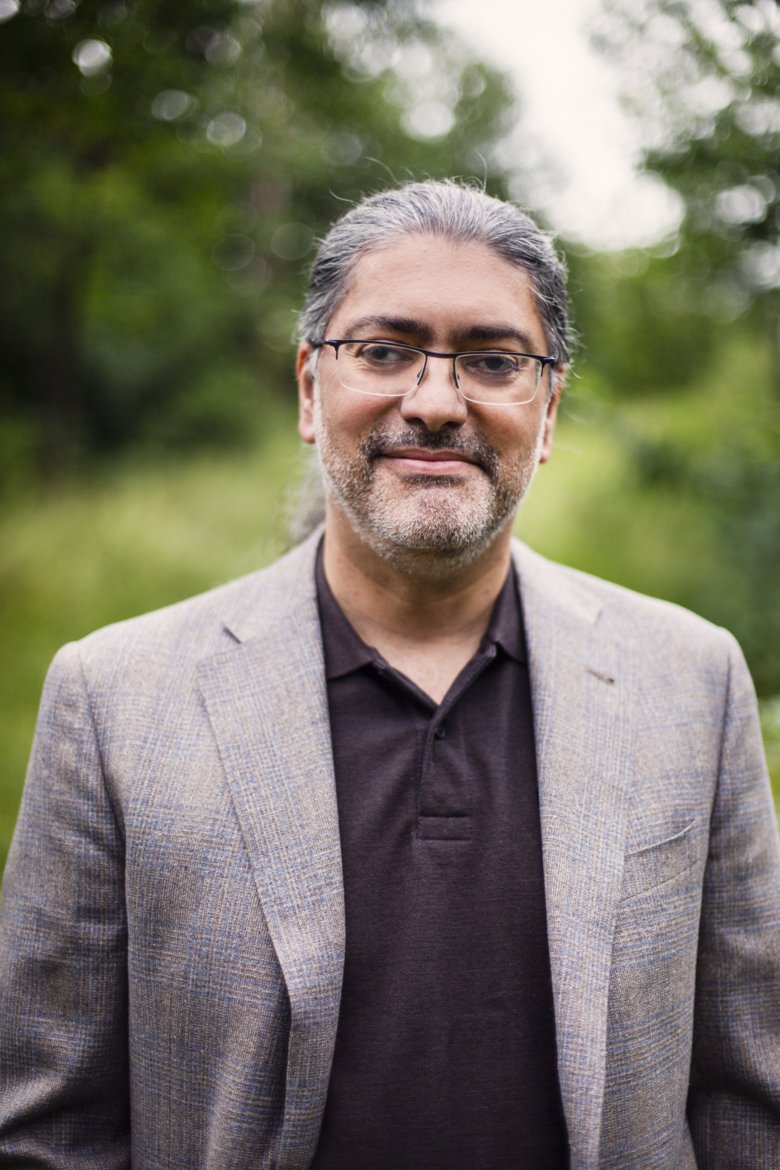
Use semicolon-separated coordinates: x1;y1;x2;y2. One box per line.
337;341;425;397
455;352;542;405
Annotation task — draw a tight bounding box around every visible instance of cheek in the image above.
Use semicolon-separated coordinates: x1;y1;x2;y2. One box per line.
481;415;543;461
316;389;394;447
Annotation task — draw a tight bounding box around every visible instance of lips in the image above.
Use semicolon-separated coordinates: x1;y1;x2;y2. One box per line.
383;447;477;463
360;428;498;482
379;447;479;475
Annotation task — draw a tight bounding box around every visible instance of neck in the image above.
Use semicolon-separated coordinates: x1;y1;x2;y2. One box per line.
322;504;514;656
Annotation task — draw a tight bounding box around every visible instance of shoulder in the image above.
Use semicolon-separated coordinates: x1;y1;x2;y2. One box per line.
511;539;741;666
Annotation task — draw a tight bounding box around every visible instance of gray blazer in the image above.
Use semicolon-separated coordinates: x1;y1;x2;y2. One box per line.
1;534;779;1169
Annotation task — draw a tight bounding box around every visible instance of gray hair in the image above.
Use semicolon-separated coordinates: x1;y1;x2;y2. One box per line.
298;179;574;367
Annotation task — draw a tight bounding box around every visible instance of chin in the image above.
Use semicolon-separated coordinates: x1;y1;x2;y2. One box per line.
350;490;519;574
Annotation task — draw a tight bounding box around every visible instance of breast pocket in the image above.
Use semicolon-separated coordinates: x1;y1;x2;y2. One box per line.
620;820;699;903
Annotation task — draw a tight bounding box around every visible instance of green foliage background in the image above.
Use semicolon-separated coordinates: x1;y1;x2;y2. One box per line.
1;0;778;870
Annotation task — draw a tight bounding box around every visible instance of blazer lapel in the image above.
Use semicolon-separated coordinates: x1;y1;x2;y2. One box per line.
514;542;632;1170
198;537;344;1166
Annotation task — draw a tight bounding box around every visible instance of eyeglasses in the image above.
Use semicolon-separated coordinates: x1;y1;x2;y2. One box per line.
312;339;557;406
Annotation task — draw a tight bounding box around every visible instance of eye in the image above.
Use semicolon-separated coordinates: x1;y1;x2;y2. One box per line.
348;342;417;368
460;352;525;379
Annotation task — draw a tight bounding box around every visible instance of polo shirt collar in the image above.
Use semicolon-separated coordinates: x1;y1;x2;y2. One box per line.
315;539;527;682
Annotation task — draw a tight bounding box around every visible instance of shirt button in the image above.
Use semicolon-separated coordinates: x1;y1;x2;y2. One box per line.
434;726;446;740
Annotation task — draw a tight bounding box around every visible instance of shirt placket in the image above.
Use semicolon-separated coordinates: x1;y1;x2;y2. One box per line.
416;644;497;842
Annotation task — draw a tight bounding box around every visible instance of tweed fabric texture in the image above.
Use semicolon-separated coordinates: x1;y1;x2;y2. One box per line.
1;532;779;1169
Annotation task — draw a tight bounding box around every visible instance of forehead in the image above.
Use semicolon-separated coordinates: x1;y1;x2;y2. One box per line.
327;234;546;348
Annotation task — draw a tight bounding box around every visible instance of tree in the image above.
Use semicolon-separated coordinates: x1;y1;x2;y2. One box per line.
0;0;515;483
594;0;779;388
588;0;780;694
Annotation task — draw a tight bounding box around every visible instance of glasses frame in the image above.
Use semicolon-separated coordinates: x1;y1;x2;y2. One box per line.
311;338;558;406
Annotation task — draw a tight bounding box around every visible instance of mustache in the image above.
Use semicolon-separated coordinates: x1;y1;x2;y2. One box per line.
360;426;499;479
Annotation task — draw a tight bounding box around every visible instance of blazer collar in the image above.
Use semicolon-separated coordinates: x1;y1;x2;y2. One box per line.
198;530;344;1167
513;541;631;1169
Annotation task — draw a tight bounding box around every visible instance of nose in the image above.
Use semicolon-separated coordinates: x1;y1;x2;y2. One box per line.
398;354;468;431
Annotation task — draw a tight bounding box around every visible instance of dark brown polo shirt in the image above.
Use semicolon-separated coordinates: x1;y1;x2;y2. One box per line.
310;547;568;1169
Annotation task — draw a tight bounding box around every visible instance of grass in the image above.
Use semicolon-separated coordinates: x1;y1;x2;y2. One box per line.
2;403;778;873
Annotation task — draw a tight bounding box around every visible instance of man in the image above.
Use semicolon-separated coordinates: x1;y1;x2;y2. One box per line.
1;180;778;1169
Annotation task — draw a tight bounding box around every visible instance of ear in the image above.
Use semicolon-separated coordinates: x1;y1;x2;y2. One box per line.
296;343;316;445
538;370;563;465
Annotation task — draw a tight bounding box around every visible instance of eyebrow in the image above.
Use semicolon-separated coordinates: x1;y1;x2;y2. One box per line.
460;324;540;352
340;315;543;353
343;315;435;343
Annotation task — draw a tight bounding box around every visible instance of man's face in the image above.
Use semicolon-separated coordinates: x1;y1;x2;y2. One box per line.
297;234;561;568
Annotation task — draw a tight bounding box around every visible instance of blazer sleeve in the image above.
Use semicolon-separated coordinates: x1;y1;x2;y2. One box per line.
0;642;130;1167
687;633;780;1167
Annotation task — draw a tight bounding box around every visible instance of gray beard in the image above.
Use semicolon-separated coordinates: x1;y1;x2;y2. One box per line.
314;407;544;575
